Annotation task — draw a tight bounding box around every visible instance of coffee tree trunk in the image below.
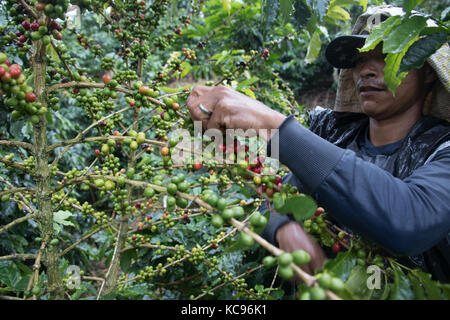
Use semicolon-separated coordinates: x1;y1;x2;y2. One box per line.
32;34;63;299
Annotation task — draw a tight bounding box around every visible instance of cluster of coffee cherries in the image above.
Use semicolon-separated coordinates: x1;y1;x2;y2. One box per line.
298;272;346;300
181;47;197;60
17;18;63;45
0;53;45;123
263;249;311;281
303;207;336;248
188;246;206;265
100;57;114;70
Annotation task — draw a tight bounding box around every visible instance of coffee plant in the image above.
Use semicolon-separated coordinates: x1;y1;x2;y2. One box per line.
0;0;448;300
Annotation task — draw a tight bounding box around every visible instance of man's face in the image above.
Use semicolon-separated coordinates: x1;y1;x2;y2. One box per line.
351;44;426;120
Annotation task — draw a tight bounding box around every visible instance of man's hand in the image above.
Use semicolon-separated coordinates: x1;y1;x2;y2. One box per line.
186;85;286;141
276;221;327;275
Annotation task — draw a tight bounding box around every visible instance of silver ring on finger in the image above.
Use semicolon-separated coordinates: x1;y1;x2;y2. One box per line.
199;103;212;116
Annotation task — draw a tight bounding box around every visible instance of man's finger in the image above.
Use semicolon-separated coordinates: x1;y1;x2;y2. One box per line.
206;107;225;130
186;86;215;121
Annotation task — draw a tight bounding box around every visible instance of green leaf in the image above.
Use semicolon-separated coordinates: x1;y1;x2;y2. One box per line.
180;61;192;78
272;192;285;211
71;285;88;300
389;265;414;300
46;43;60;64
411;270;442;299
280;0;293;23
360;15;402;52
0;262;20;288
379;273;390;300
383;37;415;95
53;210;76;234
238;88;256;99
399;32;447;73
120;249;137;273
409;273;426;300
277;194;317;221
323;250;356;282
438;283;450;299
304;30;322;64
345;265;374;299
402;0;424;13
382;15;428;54
238;76;260;88
54;210;75;227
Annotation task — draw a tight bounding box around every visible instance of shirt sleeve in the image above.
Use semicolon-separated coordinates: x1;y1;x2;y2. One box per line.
267;115;450;256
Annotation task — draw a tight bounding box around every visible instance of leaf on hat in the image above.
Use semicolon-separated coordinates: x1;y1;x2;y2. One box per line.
359;15;402;53
382;15;428;54
399;32;447;73
383;37;417;95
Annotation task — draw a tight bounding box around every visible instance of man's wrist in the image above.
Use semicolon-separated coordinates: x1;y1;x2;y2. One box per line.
275;221;297;244
260;112;286;142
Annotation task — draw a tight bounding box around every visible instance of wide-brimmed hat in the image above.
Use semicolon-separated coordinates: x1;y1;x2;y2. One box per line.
325;5;450;122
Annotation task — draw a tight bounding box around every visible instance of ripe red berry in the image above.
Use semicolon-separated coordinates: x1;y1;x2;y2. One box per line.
4;60;10;67
36;2;45;11
252;167;261;174
9;67;21;78
102;73;111;84
21;20;30;30
50;20;62;31
0;66;5;77
332;242;341;253
1;72;11;82
25;92;36;102
275;175;282;184
193;162;203;171
129;100;135;106
30;22;40;31
315;207;325;216
132;235;137;241
94;149;100;156
10;64;21;72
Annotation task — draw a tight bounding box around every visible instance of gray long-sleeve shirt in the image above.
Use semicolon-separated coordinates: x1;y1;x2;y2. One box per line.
261;113;450;258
